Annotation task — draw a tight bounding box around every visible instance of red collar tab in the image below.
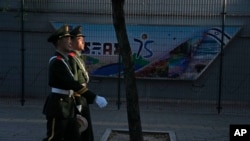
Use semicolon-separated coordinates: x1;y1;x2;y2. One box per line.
68;52;76;57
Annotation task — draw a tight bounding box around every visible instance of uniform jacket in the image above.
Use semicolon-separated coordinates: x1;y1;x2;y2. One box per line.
68;50;96;104
43;51;88;119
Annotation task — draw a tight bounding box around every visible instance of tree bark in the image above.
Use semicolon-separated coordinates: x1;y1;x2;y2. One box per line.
111;0;143;141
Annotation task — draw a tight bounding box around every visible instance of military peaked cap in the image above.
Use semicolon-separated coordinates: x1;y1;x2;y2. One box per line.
70;26;85;38
48;24;72;42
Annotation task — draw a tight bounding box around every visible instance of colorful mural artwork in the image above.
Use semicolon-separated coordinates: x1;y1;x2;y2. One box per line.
51;22;241;80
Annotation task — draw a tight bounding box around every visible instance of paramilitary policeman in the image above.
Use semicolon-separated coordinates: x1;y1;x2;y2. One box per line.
68;25;108;141
42;25;92;141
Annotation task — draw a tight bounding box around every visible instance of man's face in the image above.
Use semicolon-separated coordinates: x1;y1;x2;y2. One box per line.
57;36;72;52
71;36;85;51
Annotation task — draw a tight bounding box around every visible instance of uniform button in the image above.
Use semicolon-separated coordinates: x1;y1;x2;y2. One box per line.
60;98;63;101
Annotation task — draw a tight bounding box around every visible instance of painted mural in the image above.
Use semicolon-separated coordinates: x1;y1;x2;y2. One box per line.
52;22;240;80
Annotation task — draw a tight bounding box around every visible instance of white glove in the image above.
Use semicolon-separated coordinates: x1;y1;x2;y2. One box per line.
95;96;108;108
76;105;82;112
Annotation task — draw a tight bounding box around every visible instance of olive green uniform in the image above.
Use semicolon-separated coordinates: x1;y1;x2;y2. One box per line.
68;50;96;141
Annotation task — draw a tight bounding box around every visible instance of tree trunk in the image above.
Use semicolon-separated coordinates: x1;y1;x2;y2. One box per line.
111;0;143;141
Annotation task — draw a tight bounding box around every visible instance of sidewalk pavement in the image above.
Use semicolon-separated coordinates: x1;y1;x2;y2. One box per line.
0;98;249;141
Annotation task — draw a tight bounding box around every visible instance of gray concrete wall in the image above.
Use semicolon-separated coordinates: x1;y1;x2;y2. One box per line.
0;0;249;103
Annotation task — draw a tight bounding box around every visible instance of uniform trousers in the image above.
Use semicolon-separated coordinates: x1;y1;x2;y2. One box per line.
80;106;94;141
43;117;80;141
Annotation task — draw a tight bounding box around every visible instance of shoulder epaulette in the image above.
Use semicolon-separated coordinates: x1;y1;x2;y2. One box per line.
49;56;63;64
49;55;74;78
56;56;63;60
